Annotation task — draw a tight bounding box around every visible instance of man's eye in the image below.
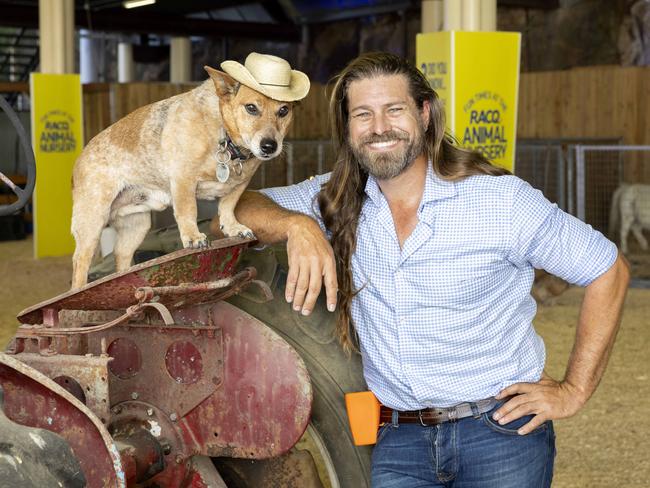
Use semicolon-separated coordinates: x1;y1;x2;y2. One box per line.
245;104;259;115
354;112;371;119
278;106;289;117
388;107;404;114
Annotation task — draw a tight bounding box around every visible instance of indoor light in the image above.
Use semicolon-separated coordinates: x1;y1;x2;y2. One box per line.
123;0;156;9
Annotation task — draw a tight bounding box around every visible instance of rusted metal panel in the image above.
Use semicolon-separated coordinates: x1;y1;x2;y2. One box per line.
87;324;223;418
187;456;227;488
3;236;314;486
10;353;112;424
0;353;125;487
177;302;313;460
17;238;251;325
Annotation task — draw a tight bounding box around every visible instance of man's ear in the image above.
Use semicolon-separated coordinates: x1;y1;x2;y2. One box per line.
204;66;240;99
421;99;431;129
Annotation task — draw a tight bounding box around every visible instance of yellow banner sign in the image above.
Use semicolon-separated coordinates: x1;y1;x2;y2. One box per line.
30;73;83;258
416;31;521;172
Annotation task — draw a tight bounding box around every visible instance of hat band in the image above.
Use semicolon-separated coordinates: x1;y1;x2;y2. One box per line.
258;81;290;87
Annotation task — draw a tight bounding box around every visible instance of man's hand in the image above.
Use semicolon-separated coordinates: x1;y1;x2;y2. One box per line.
220;190;339;316
494;253;630;436
285;216;338;316
493;373;586;435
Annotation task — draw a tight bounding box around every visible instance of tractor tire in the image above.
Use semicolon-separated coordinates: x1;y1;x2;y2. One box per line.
219;245;372;488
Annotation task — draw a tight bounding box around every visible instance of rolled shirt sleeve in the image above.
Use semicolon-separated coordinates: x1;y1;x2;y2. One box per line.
508;179;618;286
259;173;330;231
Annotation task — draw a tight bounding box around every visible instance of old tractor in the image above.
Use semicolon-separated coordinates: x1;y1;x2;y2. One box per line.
0;96;371;487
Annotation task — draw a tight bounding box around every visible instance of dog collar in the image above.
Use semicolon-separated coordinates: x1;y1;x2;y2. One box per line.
215;136;254;183
226;139;253;162
220;133;254;162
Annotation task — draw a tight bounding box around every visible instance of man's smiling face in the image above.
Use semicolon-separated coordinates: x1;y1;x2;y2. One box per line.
347;74;429;180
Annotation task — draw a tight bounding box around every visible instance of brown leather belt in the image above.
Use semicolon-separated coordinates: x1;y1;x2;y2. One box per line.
379;397;498;426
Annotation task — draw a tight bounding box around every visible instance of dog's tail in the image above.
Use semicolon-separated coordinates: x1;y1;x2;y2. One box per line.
608;184;627;240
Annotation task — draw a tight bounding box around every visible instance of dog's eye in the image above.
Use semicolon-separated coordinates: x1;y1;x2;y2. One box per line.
278;106;290;118
245;104;259;115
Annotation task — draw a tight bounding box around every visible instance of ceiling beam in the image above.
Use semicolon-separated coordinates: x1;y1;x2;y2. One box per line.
497;0;560;9
0;4;301;42
0;82;29;92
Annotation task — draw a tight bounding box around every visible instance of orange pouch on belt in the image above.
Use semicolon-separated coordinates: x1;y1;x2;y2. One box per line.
345;391;381;446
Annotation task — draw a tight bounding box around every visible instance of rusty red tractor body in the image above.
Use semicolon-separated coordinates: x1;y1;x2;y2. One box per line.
0;237;372;487
0;94;370;487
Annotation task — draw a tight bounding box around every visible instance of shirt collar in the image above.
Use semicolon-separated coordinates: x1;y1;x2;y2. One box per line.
364;160;457;210
421;160;457;206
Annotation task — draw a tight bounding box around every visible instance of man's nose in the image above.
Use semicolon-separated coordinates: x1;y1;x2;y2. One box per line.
371;113;390;134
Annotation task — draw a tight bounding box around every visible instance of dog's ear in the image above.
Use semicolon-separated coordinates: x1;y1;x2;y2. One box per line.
204;66;240;99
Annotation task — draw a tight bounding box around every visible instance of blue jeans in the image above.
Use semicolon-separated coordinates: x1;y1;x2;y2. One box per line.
371;403;556;487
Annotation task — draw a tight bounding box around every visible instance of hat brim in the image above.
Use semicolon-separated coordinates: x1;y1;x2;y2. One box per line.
220;60;310;102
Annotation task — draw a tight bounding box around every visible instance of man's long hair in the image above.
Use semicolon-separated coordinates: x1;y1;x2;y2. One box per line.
317;52;510;354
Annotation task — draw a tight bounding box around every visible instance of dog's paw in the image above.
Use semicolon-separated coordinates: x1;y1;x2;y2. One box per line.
221;223;256;240
182;232;209;249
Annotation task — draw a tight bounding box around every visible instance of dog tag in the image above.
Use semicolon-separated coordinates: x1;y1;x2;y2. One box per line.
216;162;230;183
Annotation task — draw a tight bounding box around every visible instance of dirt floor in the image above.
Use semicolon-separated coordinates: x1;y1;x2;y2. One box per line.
1;237;649;487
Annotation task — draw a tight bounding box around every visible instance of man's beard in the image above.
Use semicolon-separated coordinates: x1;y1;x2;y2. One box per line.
350;120;426;180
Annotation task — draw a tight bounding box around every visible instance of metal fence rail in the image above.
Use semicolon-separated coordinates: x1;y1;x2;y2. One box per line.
574;145;650;222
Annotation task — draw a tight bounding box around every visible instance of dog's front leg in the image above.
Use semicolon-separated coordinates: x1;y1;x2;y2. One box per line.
218;181;256;239
171;179;208;248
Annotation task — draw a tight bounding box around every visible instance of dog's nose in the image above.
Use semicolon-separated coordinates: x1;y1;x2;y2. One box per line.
260;139;278;155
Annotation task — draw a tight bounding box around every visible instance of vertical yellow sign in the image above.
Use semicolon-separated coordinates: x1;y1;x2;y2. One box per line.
416;33;453;127
416;31;521;172
30;73;83;258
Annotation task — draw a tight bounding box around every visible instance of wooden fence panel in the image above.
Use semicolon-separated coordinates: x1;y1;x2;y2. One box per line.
288;83;330;140
518;66;650;184
518;65;650;145
80;67;650;183
82;81;330;142
82;83;111;144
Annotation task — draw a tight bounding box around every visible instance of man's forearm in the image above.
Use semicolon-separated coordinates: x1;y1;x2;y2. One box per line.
494;253;630;433
563;253;630;402
212;189;337;316
210;190;318;244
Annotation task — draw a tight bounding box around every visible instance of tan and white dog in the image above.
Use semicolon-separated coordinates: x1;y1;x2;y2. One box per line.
70;53;309;289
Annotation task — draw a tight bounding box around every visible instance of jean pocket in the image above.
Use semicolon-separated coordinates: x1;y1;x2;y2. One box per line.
481;411;548;436
376;423;394;444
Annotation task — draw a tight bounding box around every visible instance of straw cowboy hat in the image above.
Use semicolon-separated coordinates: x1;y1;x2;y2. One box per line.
221;52;310;102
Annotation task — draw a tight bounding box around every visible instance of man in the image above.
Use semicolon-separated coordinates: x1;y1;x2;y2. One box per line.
215;52;629;486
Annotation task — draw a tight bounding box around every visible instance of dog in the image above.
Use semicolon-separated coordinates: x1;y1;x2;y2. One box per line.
609;183;650;254
70;53;310;289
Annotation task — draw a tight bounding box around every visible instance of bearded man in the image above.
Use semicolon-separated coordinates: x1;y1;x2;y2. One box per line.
212;52;629;487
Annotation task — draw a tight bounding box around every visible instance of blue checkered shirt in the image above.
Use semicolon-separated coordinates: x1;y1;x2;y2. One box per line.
261;162;618;409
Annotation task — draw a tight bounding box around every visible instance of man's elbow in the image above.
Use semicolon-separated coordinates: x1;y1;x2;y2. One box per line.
605;251;631;294
616;252;631;287
589;252;630;294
